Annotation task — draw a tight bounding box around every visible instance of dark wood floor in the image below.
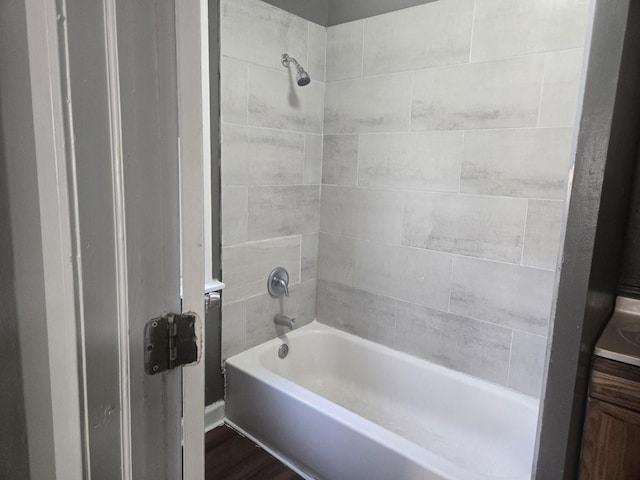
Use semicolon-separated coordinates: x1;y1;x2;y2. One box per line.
205;425;303;480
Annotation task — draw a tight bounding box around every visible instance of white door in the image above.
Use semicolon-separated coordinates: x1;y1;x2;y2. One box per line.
23;0;206;478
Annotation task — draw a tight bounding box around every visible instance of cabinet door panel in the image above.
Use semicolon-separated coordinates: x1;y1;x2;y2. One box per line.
580;399;640;479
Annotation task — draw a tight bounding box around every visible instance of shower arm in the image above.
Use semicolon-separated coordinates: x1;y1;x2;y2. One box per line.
281;54;303;72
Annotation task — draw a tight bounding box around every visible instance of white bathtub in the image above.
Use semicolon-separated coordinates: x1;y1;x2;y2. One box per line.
225;321;539;480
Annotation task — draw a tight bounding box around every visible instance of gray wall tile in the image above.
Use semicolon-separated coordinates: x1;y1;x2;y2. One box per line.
363;0;473;76
450;257;555;335
326;21;363;81
325;73;412;134
222;301;247;359
221;0;308;69
395;302;511;384
308;23;327;82
301;233;319;281
523;200;564;270
321;185;404;244
222;236;301;304
539;49;585;128
248;186;320;241
221;186;248;246
470;0;590;62
221;56;248;124
358;131;463;192
461;128;573;199
402;192;527;263
353;241;452;311
304;134;323;184
411;55;544;131
317;233;357;286
317;280;396;348
246;279;317;348
509;332;547;397
248;64;325;134
222;124;304;186
322;135;359;186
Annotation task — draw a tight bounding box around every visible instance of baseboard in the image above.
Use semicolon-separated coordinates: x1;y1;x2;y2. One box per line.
224;419;316;480
204;400;225;433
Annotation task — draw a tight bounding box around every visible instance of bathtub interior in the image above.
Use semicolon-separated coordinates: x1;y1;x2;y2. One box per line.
227;321;539;479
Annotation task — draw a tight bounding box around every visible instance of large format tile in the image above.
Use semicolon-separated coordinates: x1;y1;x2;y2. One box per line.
307;22;327;83
221;186;248;246
539;49;585;128
461;128;573;199
450;257;555;335
363;0;473;76
321;185;404;244
222;236;301;304
402;192;527;263
509;332;547;397
246;279;317;348
395;302;511;384
221;0;307;70
411;55;543;131
325;73;412;134
248;64;324;134
317;233;357;286
353;242;452;311
247;186;320;241
317;280;396;348
304;134;323;185
322;135;359;186
358;131;463;192
471;0;590;62
301;233;319;282
326;21;364;82
523;200;564;270
221;56;248;125
222;124;304;186
222;301;246;359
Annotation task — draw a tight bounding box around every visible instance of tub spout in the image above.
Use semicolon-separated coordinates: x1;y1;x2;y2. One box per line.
274;313;296;330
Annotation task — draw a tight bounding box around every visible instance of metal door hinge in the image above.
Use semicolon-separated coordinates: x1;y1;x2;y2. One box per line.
144;313;199;375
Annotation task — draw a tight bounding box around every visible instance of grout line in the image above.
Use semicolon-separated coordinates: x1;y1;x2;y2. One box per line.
458;131;465;193
306;22;310;70
316;229;557;273
447;256;455;313
355;134;361;186
408;71;415;131
318;274;548;339
468;0;477;62
245;62;250;124
319;182;562;204
302;134;307;183
506;330;514;386
359;20;365;78
520;199;530;265
223;117;573;138
536;53;547;128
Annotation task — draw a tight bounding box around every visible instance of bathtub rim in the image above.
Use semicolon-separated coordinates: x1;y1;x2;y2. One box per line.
225;320;539;480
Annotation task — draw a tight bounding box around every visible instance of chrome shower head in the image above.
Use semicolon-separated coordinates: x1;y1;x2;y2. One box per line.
282;53;311;87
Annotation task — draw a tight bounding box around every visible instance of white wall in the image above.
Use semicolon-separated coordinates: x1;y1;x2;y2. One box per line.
317;0;590;396
219;0;591;398
219;0;326;358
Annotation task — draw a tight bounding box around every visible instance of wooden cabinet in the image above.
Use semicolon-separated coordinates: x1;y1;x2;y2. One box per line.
580;357;640;479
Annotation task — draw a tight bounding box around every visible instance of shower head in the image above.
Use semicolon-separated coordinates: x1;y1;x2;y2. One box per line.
282;54;311;87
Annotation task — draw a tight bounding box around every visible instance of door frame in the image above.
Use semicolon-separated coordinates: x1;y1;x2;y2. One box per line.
22;0;208;478
176;1;207;479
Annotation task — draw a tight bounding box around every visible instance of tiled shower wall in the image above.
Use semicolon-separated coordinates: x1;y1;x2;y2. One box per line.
219;0;326;358
317;0;589;396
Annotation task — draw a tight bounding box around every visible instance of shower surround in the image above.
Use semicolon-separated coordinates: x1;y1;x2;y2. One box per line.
221;0;590;397
219;0;326;359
